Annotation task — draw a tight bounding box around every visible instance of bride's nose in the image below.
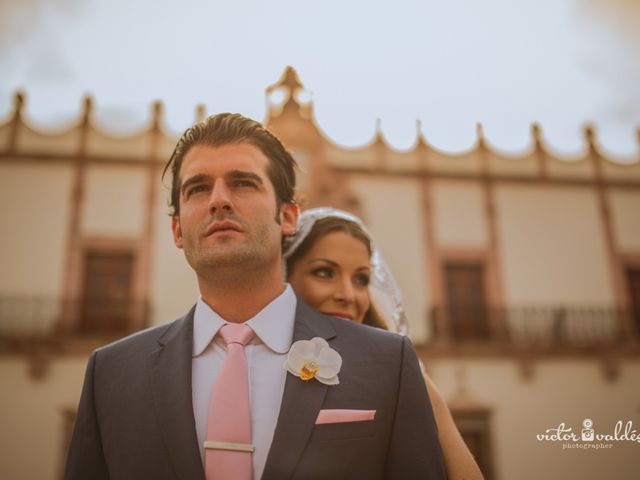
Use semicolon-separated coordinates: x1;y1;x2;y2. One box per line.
333;277;355;303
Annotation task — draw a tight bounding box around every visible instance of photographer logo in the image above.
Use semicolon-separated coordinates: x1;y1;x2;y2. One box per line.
581;418;594;442
536;419;640;451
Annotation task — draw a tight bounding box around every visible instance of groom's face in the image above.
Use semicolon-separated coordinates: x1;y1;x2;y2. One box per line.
171;142;298;275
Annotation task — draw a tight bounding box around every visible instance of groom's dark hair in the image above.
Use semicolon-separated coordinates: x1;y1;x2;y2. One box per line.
163;113;297;216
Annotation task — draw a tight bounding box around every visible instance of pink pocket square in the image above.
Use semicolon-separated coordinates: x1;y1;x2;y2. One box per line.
315;409;376;425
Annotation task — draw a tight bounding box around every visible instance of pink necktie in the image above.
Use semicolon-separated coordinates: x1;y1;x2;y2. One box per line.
205;323;255;480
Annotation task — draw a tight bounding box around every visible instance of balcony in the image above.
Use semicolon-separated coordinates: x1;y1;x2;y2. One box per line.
0;296;151;376
419;305;640;379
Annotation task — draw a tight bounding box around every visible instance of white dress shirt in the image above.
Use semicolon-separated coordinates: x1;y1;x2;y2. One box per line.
192;284;297;480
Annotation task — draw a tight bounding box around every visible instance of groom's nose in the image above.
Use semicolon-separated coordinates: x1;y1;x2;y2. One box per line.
208;179;233;214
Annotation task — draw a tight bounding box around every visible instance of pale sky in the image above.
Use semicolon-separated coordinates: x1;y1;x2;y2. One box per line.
1;0;639;157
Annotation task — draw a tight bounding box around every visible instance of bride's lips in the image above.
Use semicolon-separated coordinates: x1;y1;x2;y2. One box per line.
204;221;242;237
324;312;354;321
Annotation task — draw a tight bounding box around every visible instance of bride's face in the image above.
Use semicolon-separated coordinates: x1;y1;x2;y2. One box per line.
288;231;371;323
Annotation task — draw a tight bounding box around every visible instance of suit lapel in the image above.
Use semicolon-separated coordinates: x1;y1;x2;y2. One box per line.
149;307;205;480
261;300;337;480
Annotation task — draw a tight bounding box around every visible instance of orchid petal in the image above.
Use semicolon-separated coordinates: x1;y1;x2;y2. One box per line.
283;337;341;385
291;339;317;359
317;350;342;377
316;374;339;385
317;347;342;368
284;360;301;378
310;337;329;355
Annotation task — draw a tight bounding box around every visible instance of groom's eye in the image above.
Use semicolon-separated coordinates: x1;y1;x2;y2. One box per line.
232;180;257;188
186;184;208;197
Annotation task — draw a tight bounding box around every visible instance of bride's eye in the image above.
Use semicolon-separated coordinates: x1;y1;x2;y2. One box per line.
311;267;333;279
354;273;370;286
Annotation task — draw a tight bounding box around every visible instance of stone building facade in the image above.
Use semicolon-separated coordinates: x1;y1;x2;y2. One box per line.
1;67;639;479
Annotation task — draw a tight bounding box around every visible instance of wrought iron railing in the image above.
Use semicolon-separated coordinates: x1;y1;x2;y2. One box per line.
1;297;637;350
428;305;639;347
0;296;151;342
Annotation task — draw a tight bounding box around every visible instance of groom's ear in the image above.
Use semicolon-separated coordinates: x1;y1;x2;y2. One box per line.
279;202;299;237
171;215;184;249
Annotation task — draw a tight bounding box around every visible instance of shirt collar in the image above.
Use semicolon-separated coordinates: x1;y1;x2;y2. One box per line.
193;284;297;357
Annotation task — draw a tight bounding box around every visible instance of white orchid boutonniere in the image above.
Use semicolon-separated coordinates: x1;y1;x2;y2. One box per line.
284;337;342;385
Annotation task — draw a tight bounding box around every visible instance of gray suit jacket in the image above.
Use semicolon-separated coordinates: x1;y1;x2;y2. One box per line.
65;298;446;479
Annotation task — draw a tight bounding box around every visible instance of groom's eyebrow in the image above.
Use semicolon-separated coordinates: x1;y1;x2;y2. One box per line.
181;173;210;194
227;170;264;184
180;170;265;195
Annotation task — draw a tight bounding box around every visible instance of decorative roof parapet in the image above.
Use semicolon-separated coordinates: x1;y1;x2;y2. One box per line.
373;118;385;145
266;65;304;105
12;91;25;121
150;100;164;133
583;123;597;155
8;91;25;152
415;119;428;147
265;65;314;121
531;123;543;152
1;66;638;171
195;103;207;123
81;95;93;127
476;123;487;151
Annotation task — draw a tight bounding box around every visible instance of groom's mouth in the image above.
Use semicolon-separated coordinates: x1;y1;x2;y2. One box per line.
204;221;242;237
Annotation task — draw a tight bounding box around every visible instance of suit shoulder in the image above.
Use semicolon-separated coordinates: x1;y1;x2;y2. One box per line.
328;314;406;352
93;311;192;359
295;298;406;352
